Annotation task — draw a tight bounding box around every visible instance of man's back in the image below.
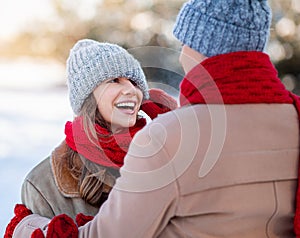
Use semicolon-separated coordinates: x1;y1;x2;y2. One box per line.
154;103;298;237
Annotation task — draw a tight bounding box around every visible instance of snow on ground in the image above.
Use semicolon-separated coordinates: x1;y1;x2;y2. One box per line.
0;58;72;236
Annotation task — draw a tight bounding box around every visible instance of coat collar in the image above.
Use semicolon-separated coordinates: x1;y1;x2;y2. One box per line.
50;141;81;197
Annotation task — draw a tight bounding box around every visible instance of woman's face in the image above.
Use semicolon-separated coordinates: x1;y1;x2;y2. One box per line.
93;77;143;130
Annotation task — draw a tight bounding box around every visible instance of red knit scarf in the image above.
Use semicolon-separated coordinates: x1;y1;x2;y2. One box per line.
179;51;300;236
180;51;292;105
65;117;146;168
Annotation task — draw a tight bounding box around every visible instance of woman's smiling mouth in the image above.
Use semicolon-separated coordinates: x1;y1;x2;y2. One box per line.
115;101;137;114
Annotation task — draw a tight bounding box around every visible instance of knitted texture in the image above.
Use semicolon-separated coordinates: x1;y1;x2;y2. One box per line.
4;204;32;238
64;117;146;168
75;213;94;227
179;51;292;105
31;214;78;238
141;88;178;119
173;0;272;57
31;229;45;238
67;39;149;115
31;213;93;237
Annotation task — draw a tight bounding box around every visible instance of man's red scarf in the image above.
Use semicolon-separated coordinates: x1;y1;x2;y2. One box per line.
65;117;146;168
180;51;293;105
179;51;300;236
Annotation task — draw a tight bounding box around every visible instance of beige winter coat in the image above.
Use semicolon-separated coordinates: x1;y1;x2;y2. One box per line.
14;103;299;237
21;142;100;219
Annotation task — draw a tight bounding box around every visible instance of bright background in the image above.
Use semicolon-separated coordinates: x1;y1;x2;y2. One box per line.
0;0;299;235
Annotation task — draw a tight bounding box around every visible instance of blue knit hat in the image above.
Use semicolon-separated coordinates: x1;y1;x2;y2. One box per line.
173;0;272;57
67;39;149;115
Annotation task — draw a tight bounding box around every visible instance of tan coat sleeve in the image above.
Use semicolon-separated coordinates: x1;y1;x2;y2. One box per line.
12;214;50;237
78;123;180;238
22;178;56;218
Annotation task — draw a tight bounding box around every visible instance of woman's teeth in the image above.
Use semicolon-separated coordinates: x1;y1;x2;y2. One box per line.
115;102;135;110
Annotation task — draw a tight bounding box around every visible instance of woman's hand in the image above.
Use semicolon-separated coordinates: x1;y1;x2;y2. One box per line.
31;214;78;238
141;88;178;119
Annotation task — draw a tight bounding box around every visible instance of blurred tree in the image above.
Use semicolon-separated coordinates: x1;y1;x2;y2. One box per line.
269;0;300;93
0;0;184;59
0;0;299;93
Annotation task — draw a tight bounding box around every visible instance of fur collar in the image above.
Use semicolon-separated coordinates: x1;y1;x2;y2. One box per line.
50;141;81;197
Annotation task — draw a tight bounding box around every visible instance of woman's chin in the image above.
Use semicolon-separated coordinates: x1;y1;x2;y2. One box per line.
111;120;137;132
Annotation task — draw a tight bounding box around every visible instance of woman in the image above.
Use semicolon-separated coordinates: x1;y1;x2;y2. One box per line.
5;39;177;238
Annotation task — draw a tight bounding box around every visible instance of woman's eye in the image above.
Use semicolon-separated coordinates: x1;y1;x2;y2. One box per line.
108;78;119;83
129;79;137;86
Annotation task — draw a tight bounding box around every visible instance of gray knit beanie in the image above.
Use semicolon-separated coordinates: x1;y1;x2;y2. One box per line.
173;0;272;57
67;39;149;115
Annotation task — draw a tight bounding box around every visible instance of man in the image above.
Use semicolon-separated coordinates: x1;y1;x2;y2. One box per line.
11;0;299;237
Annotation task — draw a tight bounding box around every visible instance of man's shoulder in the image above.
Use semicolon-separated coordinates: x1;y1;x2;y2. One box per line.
150;105;204;125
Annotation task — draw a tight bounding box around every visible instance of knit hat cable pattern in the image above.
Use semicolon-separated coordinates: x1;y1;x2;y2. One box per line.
173;0;272;57
67;39;149;115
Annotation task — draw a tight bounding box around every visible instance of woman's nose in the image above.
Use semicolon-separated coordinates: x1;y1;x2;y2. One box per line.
122;79;136;95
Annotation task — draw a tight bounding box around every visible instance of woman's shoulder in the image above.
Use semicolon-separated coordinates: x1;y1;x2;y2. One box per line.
24;156;52;183
22;142;66;193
